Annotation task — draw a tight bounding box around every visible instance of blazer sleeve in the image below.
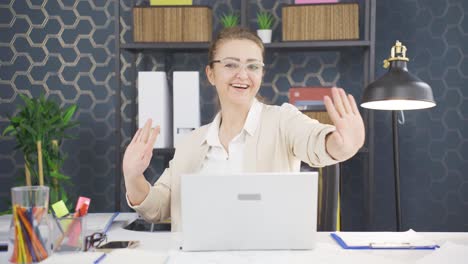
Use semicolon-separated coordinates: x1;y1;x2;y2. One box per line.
279;103;339;167
125;160;173;223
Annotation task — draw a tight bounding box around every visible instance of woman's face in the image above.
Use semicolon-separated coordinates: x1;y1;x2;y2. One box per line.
206;39;264;108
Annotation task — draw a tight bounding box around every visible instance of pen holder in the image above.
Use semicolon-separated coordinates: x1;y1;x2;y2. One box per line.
52;215;87;252
8;186;52;263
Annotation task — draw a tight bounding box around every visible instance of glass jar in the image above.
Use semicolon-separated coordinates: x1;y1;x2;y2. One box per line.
8;186;52;263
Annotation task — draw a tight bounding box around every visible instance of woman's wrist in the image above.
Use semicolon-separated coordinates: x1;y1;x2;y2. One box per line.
125;174;150;205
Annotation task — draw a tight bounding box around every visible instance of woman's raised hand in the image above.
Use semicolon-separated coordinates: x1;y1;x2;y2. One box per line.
122;119;160;180
324;87;365;161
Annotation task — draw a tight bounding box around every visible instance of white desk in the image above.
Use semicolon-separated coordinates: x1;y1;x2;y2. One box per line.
1;213;468;263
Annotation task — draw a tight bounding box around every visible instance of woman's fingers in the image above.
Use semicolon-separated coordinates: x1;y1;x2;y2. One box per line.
339;89;352;114
331;87;346;117
140;119;153;143
131;129;142;145
324;95;341;124
146;126;160;151
348;94;360;115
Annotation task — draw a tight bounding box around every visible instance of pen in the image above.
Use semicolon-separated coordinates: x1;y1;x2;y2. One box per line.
93;253;107;264
103;212;120;234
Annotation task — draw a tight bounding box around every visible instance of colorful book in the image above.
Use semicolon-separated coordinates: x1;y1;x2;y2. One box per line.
289;87;333;105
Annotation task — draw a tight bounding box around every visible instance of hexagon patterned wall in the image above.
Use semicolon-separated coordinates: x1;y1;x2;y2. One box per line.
1;0;467;231
0;0;118;212
372;0;468;231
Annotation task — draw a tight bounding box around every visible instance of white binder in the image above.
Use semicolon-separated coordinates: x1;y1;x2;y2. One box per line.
138;71;172;148
173;71;200;148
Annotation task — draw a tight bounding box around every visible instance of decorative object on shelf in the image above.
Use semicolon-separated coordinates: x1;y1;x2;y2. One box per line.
361;41;436;231
133;6;212;42
138;72;172;148
150;0;192;5
2;94;78;208
289;87;333;124
219;12;240;28
173;72;200;148
256;11;274;43
295;0;339;4
9;186;52;263
289;87;333;108
282;3;359;41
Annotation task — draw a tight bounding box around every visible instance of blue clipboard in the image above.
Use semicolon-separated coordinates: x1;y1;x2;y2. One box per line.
331;233;439;250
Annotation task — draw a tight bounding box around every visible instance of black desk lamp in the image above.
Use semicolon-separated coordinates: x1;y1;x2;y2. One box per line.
361;41;436;231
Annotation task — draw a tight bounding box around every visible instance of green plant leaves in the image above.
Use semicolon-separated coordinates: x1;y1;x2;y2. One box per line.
220;12;239;28
2;125;15;136
62;105;77;125
4;93;78;208
257;11;274;30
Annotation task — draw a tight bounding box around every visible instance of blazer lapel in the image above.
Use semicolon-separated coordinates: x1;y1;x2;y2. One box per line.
190;142;210;173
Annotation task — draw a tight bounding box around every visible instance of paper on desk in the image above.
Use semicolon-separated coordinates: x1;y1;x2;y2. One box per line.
336;229;437;247
415;242;468;264
40;252;103;264
103;249;168;264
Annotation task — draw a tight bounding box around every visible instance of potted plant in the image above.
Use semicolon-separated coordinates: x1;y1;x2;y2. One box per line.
257;11;274;43
220;12;239;28
2;94;78;208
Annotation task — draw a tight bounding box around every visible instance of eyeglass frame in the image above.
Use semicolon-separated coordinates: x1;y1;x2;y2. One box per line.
209;58;265;75
84;232;107;252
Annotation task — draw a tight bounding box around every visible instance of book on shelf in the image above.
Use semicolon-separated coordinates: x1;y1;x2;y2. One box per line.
289;87;333;125
289;86;333;105
295;0;339;4
150;0;192;5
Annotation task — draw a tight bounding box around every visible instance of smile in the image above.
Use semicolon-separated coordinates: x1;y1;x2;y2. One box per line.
231;83;250;89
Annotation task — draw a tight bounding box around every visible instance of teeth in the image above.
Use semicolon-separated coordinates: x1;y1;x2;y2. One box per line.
231;84;249;89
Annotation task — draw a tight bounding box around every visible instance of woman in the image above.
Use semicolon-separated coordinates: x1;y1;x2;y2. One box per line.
122;27;365;231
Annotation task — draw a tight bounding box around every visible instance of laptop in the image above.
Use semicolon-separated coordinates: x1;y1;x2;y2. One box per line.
180;172;319;251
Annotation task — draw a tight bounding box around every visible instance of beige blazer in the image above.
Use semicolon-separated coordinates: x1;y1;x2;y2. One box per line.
127;103;338;231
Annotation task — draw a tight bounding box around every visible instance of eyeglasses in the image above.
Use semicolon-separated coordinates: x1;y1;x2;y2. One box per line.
84;232;107;252
210;58;264;75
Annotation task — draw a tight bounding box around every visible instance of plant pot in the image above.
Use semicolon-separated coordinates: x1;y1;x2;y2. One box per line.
257;29;272;44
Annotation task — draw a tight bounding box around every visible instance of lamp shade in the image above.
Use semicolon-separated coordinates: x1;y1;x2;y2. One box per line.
361;41;436;110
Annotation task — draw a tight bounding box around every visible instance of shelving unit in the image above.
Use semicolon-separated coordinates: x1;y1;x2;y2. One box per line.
115;0;376;230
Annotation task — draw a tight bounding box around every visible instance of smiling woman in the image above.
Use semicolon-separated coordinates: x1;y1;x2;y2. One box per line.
122;27;365;231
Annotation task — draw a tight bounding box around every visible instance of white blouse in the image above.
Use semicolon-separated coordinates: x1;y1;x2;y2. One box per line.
199;99;262;174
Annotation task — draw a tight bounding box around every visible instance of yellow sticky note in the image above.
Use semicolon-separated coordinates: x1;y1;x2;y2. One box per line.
52;200;69;218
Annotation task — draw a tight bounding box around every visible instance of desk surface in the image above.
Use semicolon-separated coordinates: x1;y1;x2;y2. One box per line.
1;213;468;264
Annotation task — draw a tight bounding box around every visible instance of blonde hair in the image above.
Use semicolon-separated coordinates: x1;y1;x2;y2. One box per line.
208;26;265;67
